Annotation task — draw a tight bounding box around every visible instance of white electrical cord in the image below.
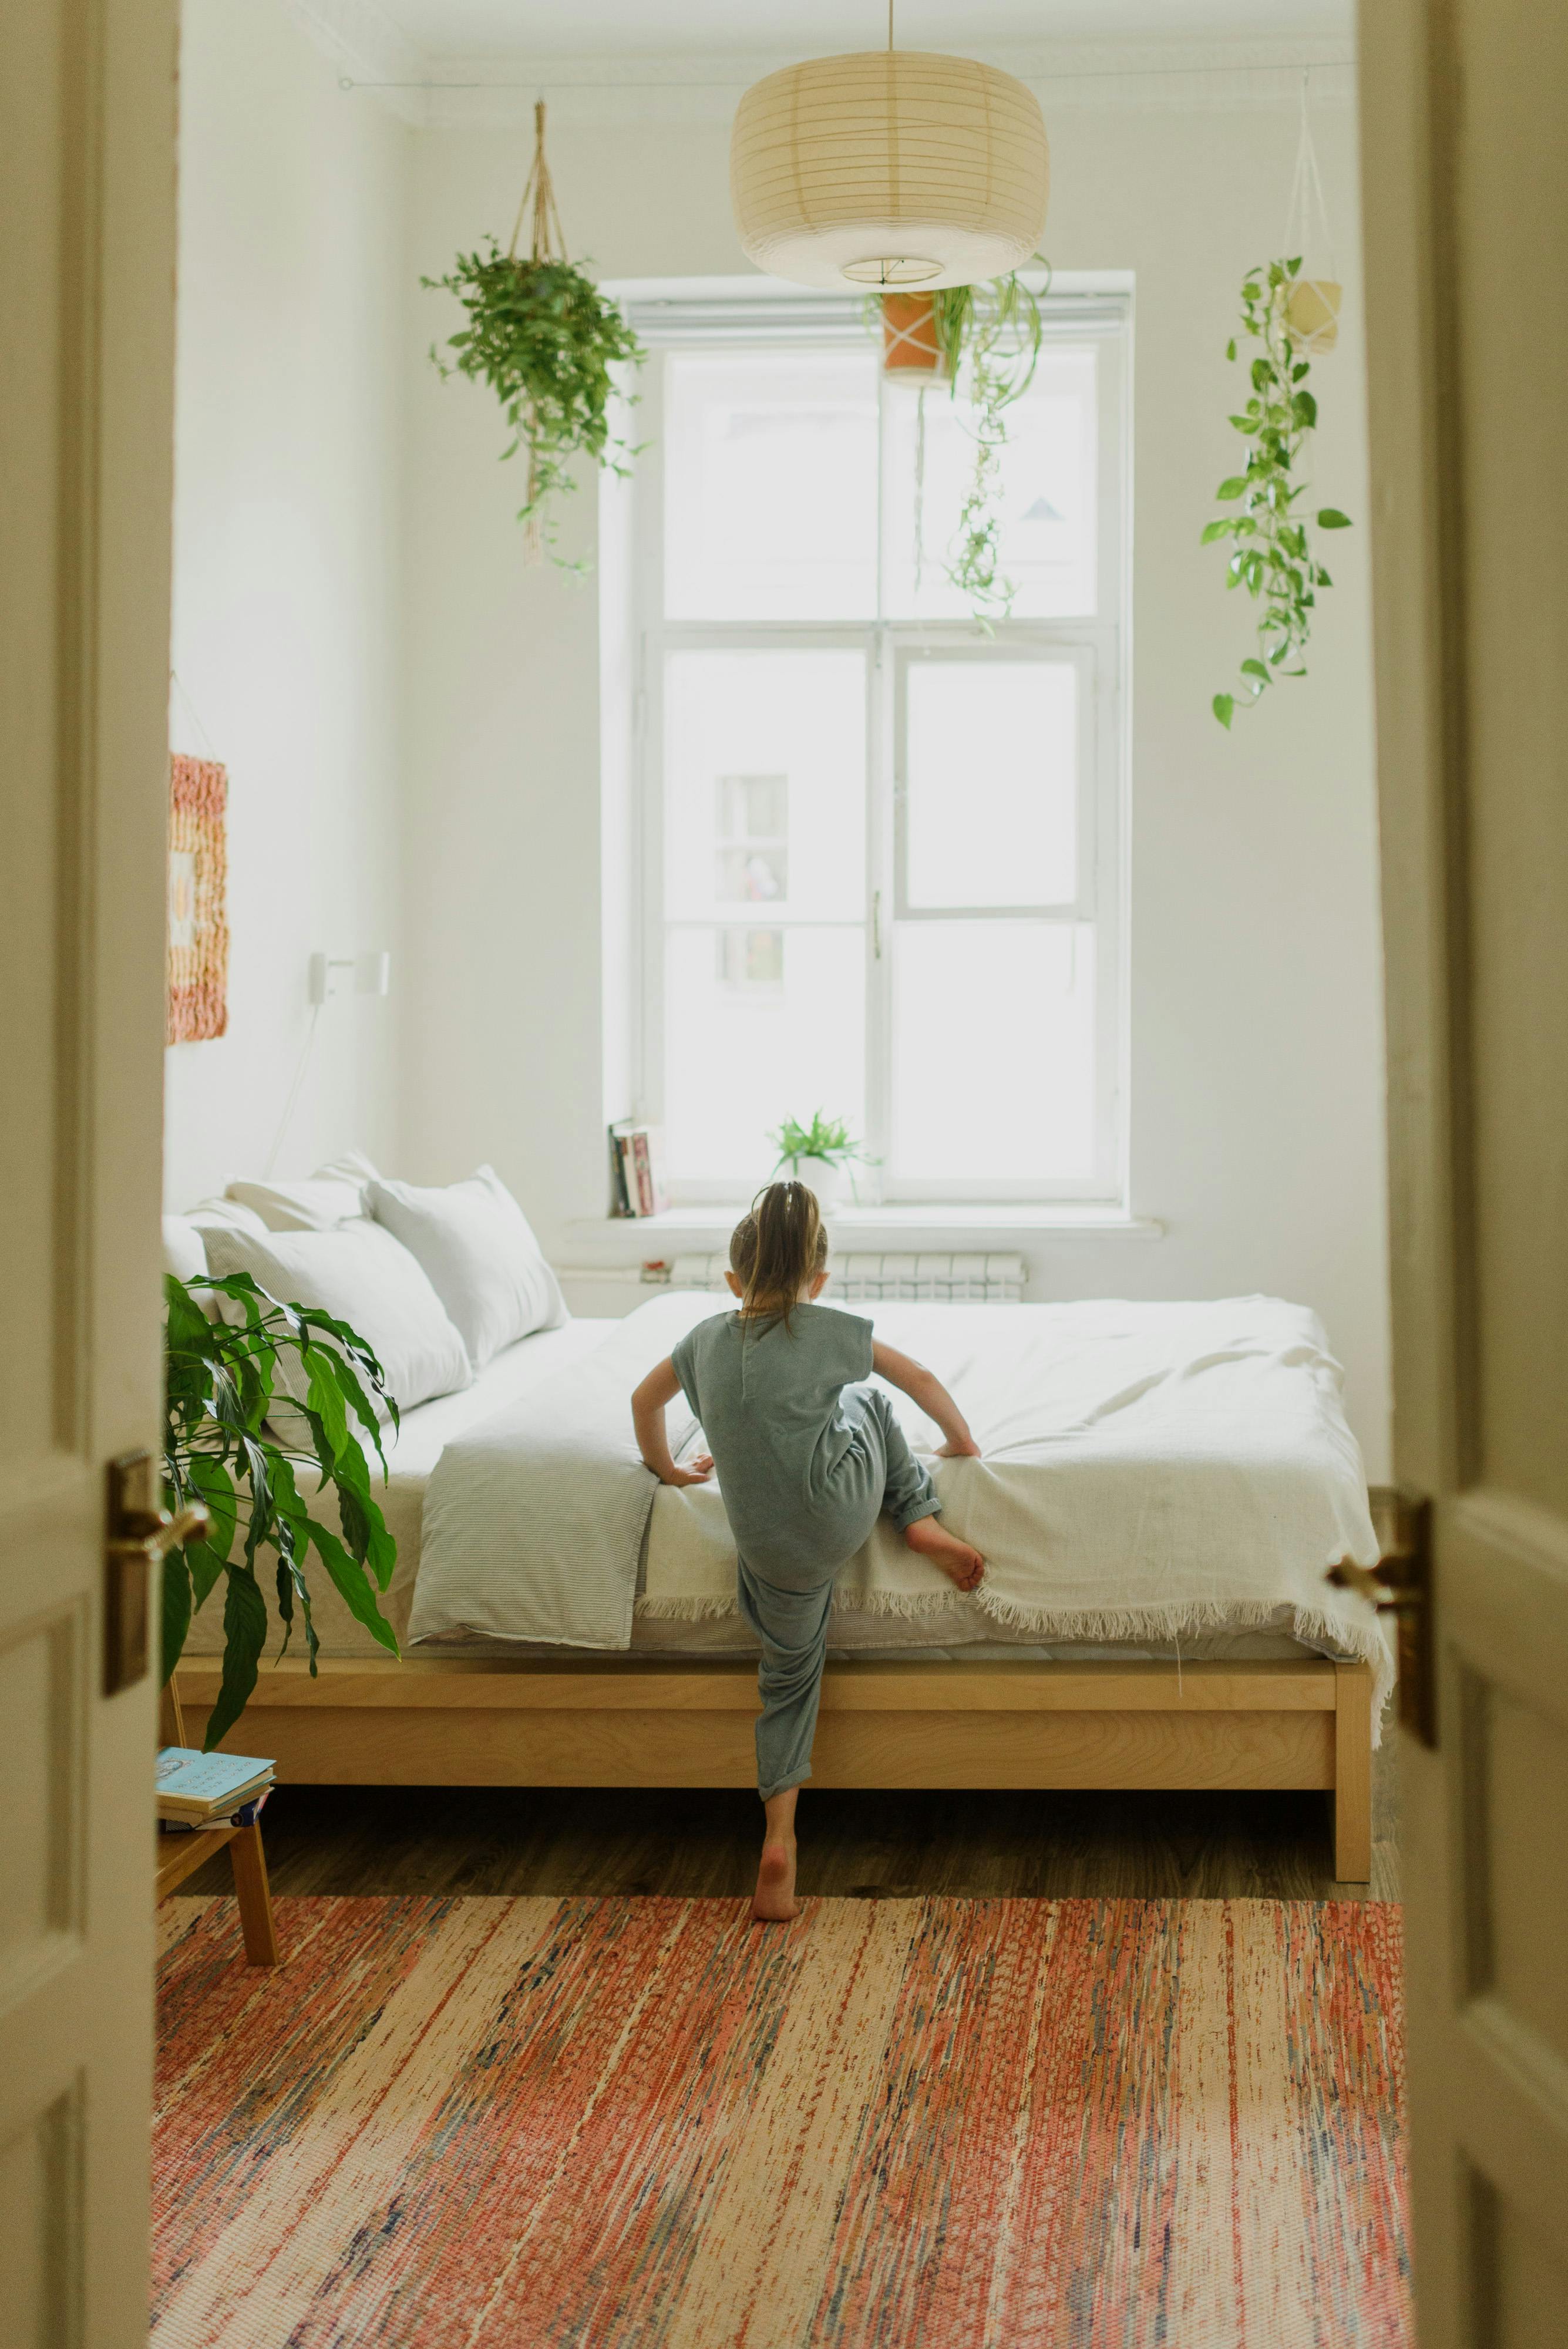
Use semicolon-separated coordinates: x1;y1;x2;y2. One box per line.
263;1003;321;1178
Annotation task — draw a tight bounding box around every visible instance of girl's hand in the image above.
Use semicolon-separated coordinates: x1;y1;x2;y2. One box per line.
935;1436;981;1459
662;1452;714;1486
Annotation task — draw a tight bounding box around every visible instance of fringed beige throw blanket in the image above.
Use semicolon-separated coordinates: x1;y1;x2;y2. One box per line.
410;1290;1389;1718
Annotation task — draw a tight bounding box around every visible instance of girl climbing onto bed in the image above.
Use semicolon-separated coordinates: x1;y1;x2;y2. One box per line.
631;1180;985;1923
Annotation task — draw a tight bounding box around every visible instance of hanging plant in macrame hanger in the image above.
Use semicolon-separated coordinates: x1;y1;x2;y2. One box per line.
1203;80;1352;726
422;102;644;563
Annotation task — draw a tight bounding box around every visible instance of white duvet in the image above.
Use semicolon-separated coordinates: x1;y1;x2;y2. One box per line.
408;1291;1390;1716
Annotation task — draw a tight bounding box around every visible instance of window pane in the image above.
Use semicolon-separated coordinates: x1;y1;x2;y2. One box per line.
665;352;879;620
891;922;1096;1182
664;925;866;1185
883;346;1099;621
665;650;865;924
906;659;1078;908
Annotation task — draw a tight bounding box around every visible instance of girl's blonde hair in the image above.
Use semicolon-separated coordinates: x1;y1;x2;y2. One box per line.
730;1182;827;1329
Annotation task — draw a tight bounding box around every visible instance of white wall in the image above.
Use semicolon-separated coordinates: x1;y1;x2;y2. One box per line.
163;0;409;1207
397;91;1392;1473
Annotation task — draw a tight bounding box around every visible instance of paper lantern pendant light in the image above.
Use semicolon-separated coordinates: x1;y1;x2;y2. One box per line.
731;49;1049;292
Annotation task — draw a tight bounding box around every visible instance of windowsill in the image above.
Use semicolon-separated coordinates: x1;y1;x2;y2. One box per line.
567;1203;1163;1245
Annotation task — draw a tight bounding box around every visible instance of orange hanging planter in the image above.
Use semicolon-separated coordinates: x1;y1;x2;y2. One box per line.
880;291;946;376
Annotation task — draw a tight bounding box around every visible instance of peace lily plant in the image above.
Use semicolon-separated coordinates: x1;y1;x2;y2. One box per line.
163;1273;399;1748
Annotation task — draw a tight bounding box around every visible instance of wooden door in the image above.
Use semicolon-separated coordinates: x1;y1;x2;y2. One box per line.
1360;0;1568;2340
1;0;178;2341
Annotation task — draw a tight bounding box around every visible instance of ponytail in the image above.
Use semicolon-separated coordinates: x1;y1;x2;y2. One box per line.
730;1182;828;1330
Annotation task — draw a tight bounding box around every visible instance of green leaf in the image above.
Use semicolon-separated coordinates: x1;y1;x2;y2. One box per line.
1240;659;1272;683
1200;519;1234;544
1216;476;1248;502
1213;693;1236;729
202;1566;269;1749
161;1552;191;1686
306;1515;401;1658
186;1455;238;1563
1317;507;1352;529
1225;337;1237;361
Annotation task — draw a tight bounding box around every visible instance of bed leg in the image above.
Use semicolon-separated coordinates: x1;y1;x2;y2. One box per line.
1332;1661;1373;1883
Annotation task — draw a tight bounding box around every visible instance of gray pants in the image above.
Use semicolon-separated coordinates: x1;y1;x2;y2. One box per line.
736;1384;940;1802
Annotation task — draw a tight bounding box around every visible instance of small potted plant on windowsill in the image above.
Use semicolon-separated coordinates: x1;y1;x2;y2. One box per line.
768;1112;875;1208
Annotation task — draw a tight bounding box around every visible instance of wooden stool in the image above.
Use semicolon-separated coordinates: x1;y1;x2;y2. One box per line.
157;1669;279;1965
156;1817;280;1965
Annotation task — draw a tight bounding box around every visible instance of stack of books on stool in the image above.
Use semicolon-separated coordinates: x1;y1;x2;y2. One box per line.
157;1747;274;1834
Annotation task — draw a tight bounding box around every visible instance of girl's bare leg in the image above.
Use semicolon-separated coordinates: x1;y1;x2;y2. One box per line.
753;1785;800;1922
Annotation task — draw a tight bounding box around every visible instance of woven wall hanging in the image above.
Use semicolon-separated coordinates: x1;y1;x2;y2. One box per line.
167;753;229;1043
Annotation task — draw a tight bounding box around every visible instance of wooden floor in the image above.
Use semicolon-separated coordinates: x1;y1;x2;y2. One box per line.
176;1729;1399;1904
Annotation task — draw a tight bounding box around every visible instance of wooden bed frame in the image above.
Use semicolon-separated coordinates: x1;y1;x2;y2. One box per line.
176;1652;1374;1882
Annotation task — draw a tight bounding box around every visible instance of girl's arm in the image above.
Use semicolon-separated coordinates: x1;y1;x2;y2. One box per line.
631;1357;714;1486
871;1341;981;1458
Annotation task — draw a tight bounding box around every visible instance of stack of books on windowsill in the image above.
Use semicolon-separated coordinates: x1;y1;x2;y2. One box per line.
608;1120;669;1217
156;1746;275;1835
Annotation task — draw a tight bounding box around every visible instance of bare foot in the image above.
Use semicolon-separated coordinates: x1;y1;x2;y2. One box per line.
904;1515;985;1593
752;1838;800;1923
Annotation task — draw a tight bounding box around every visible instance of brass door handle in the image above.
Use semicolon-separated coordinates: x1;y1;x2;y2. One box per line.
103;1450;211;1697
1326;1491;1436;1746
107;1502;210;1564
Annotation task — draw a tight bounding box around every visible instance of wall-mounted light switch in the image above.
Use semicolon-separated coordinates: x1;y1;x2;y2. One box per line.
308;950;392;1005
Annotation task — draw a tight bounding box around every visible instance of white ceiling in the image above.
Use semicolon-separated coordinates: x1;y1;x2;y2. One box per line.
371;0;1352;61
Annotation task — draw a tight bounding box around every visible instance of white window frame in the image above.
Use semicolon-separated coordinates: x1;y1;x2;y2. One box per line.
611;275;1132;1209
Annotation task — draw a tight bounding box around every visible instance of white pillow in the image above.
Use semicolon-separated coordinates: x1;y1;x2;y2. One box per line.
166;1200;268;1318
163;1215;210;1284
366;1166;567;1369
201;1221;472;1429
226;1153;381;1233
186;1195;270;1240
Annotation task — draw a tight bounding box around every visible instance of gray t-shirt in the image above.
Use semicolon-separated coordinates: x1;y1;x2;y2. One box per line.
671;1303;879;1577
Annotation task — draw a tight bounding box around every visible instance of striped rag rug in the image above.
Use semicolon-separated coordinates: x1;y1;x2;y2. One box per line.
154;1894;1410;2348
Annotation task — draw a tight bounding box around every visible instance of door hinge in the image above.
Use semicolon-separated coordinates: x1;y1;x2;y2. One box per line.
1328;1491;1436;1747
105;1451;208;1699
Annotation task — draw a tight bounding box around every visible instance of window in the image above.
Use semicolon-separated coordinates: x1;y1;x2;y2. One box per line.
613;283;1129;1206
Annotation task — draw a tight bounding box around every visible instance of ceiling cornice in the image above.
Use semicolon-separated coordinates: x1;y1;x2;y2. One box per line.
281;9;1354;130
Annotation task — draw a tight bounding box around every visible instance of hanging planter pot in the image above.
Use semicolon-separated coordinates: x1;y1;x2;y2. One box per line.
421;103;644;563
1284;277;1342;355
1200;83;1353;728
880;291;947;377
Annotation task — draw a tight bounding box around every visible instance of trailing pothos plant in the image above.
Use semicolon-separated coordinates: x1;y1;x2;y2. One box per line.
885;272;1047;618
422;104;644;561
163;1273;399;1748
930;273;1047;617
1204;255;1352;727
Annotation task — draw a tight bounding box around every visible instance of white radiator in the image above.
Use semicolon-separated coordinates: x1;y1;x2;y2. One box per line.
664;1251;1026;1303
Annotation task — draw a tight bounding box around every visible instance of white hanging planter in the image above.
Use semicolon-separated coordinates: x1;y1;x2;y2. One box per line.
1281;81;1341;356
1285;277;1342;355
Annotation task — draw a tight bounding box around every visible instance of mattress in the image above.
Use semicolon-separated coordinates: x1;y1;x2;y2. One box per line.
179;1304;1377;1684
